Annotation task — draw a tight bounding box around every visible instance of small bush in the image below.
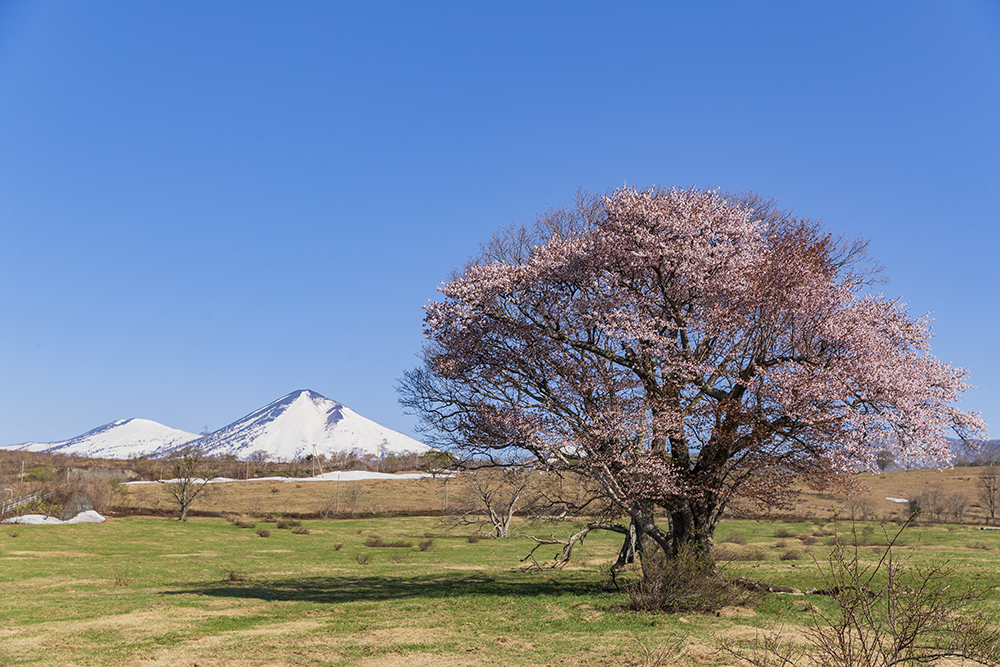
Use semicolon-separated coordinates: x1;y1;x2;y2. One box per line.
467;535;481;544
7;532;18;539
969;542;998;551
223;568;250;582
256;528;271;538
234;521;255;529
364;535;413;548
775;540;787;548
390;553;408;564
799;535;818;545
109;567;130;587
277;519;302;529
773;528;796;538
779;549;802;561
355;552;371;565
418;538;435;551
720;533;748;545
333;542;344;551
627;546;755;613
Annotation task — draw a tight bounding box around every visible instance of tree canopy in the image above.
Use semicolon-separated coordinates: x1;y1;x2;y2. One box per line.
400;186;985;556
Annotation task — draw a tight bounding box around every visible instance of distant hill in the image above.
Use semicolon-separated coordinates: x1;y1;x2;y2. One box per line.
4;418;199;459
0;390;429;461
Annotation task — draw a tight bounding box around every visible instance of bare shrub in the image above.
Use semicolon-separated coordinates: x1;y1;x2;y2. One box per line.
291;527;310;535
277;519;301;529
775;540;787;549
364;535;412;548
627;546;756;613
727;518;1000;667
109;567;130;587
333;542;343;551
355;552;371;565
223;568;250;582
720;532;748;544
256;528;271;538
467;535;481;544
773;527;796;538
779;549;802;561
418;538;435;551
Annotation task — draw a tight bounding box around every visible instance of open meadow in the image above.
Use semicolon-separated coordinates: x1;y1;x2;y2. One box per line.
4;507;1000;667
110;466;1000;526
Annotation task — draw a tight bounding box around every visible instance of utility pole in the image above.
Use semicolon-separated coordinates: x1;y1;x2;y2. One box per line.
336;474;341;513
20;460;24;484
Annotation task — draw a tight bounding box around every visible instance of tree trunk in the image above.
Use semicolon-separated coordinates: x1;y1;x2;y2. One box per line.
668;499;719;557
612;519;639;571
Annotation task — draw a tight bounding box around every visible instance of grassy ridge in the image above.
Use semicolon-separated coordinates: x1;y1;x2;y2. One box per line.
2;515;1000;666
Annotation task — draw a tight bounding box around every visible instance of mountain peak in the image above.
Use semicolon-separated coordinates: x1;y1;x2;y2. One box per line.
1;390;428;462
190;390;427;461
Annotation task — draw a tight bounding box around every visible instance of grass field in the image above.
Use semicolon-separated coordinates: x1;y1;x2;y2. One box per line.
112;466;997;528
4;510;1000;667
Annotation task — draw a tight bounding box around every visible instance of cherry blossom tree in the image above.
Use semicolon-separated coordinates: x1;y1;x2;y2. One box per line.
399;186;985;560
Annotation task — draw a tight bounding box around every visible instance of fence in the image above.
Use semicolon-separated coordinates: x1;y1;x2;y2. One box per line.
0;493;44;517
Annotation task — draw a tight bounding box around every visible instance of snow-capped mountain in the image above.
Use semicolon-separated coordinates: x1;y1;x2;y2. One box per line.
192;389;430;460
0;390;429;461
4;419;200;459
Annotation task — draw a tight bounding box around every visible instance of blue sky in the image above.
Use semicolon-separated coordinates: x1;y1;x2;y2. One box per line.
0;1;997;445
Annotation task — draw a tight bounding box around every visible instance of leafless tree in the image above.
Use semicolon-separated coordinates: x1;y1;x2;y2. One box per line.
875;450;895;472
343;483;364;515
845;498;876;521
454;465;535;538
947;492;969;523
920;487;947;523
977;467;1000;525
166;447;215;521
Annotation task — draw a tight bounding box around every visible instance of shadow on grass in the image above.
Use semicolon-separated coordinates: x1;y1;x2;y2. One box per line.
163;571;608;604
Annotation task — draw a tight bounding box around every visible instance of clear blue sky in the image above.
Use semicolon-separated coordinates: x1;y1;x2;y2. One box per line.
0;1;997;445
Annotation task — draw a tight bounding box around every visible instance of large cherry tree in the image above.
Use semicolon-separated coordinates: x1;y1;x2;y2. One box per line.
400;186;985;558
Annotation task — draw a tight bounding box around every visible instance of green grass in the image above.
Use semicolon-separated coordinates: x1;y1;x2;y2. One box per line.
2;516;999;666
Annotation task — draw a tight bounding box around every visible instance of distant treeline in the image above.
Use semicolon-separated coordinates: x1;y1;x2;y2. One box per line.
953;439;1000;467
0;447;441;483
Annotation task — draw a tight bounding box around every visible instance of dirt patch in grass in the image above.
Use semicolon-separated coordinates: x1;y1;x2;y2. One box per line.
355;653;482;667
8;550;97;558
718;606;757;618
159;551;222;558
718;624;811;645
353;626;455;646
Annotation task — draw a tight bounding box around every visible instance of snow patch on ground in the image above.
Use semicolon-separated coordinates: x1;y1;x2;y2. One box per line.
3;510;106;524
886;497;909;503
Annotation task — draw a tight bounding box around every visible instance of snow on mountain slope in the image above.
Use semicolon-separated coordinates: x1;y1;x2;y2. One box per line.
4;419;200;459
190;389;430;460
